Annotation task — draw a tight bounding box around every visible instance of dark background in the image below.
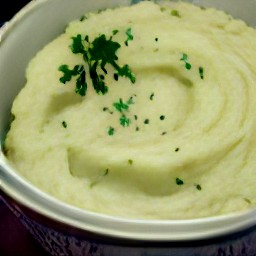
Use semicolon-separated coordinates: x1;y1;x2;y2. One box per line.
1;2;50;256
0;0;32;25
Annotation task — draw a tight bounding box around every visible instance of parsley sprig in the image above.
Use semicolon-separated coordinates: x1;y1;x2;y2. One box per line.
59;31;136;96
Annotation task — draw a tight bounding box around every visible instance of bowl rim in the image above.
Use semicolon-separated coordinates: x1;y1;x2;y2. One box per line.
0;0;256;242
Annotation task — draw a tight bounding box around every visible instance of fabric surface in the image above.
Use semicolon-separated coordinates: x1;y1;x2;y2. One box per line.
0;199;50;256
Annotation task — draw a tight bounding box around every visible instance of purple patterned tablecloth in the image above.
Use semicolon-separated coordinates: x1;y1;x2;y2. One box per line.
0;199;50;256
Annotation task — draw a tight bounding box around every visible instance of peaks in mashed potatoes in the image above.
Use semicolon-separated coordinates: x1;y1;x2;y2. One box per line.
4;1;256;219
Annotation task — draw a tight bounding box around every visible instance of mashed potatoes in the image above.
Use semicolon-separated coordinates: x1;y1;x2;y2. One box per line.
4;1;256;219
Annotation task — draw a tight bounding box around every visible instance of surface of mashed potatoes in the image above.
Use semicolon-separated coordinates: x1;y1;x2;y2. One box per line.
4;1;256;219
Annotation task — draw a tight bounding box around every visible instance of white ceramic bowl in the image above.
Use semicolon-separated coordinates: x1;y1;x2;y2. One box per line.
1;0;256;255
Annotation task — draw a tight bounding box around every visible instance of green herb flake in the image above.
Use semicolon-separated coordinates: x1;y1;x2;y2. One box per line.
114;64;136;83
244;198;251;204
171;9;181;17
155;37;158;42
144;119;150;124
113;98;129;112
62;121;67;128
134;115;138;120
199;66;204;79
126;95;136;105
150;93;155;101
125;27;134;46
160;115;165;121
161;131;167;135
136;126;140;131
108;126;115;136
128;159;133;165
112;29;119;35
180;53;192;70
80;15;87;21
175;147;180;152
120;114;131;127
176;177;184;186
195;184;202;191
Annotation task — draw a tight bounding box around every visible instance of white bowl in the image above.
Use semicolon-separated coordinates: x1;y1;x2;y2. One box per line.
1;0;256;255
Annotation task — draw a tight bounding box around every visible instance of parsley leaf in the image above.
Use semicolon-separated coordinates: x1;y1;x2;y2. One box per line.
89;34;120;67
70;34;85;54
114;64;136;83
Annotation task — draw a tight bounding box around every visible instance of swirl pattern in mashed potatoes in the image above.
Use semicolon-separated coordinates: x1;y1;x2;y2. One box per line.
4;1;256;219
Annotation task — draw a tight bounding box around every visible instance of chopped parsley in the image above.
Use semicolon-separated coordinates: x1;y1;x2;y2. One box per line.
106;95;136;133
180;53;192;70
108;126;115;136
113;96;135;113
127;95;136;105
195;184;202;190
112;29;119;35
150;93;155;101
125;27;134;46
120;114;131;127
160;115;165;120
59;31;136;96
171;9;181;17
128;159;133;165
244;198;251;204
199;66;204;79
62;121;67;128
175;147;180;152
144;119;150;124
113;98;129;112
176;177;184;186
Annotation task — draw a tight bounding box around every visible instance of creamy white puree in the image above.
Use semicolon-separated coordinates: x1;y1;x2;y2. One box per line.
5;1;256;219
